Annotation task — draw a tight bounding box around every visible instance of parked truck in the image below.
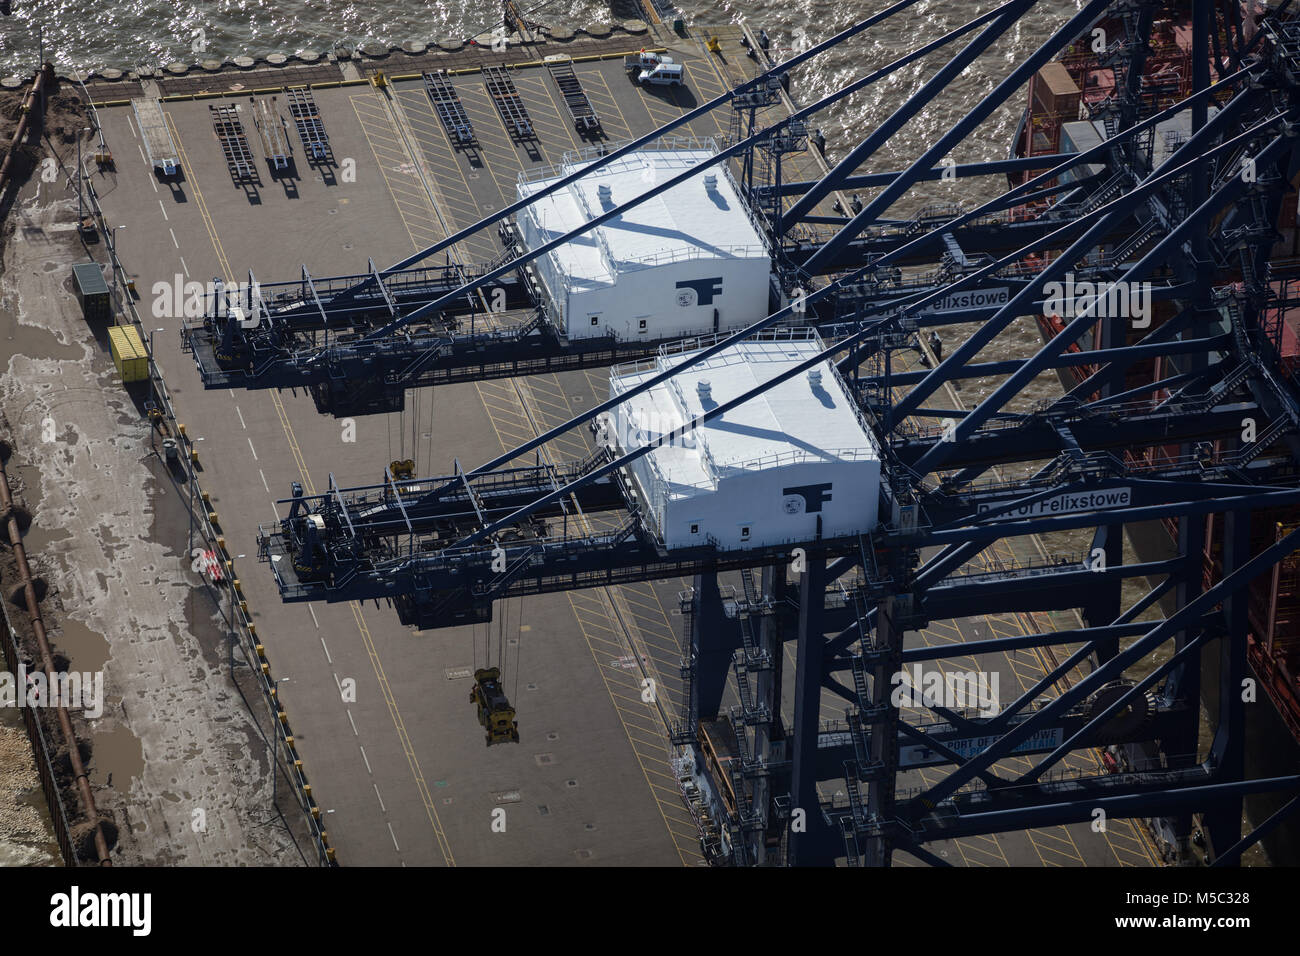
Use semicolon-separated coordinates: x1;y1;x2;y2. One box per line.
624;50;684;87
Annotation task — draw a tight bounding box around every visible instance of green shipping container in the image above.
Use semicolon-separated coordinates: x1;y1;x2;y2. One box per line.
72;263;111;322
109;325;148;383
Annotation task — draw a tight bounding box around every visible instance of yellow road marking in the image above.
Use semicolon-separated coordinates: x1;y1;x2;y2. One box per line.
169;102;457;866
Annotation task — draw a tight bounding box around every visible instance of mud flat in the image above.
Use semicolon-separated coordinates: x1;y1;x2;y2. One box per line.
0;127;312;863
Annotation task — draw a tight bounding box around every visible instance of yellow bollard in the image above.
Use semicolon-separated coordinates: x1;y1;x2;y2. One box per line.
256;643;266;658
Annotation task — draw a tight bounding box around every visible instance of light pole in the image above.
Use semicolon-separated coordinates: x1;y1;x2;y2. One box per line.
148;327;164;413
36;25;43;117
109;224;125;299
187;436;204;555
75;126;91;222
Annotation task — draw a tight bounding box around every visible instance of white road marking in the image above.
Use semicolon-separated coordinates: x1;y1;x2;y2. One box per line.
137;143;146;163
247;437;258;460
259;468;269;492
347;709;358;736
158;198;169;221
179;256;189;277
235;405;246;429
388;823;400;852
332;672;342;695
374;784;387;812
359;745;372;775
169;227;179;248
311;606;322;631
127;114;138;138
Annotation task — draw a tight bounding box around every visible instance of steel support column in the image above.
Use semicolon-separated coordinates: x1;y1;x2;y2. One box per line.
692;572;737;723
789;555;833;865
1204;509;1253;861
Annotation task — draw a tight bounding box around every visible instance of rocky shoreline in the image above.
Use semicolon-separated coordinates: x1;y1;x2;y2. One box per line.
1;19;657;91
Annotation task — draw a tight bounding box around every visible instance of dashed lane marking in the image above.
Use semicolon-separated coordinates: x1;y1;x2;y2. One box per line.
165;110;456;866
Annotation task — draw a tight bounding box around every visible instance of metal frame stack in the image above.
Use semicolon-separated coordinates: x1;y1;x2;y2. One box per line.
254;98;291;171
545;57;601;133
483;65;534;140
285;88;330;162
209;104;256;182
131;97;181;176
423;71;476;146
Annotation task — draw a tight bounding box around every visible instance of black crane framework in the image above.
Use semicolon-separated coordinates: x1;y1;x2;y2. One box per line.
235;0;1300;865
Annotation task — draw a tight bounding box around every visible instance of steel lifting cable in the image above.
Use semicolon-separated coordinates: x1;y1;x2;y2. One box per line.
501;596;510;680
397;401;405;463
512;595;523;703
408;388;415;472
497;599;505;675
430;386;437;473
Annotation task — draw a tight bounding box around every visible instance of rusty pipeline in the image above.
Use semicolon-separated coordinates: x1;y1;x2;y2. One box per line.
0;442;112;865
0;63;54;197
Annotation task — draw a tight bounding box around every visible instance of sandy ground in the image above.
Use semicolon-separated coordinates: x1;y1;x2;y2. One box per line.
0;712;59;866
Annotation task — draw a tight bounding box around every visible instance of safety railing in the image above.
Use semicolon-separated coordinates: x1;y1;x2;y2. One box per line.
519;135;723;185
706;446;877;478
616;243;768;272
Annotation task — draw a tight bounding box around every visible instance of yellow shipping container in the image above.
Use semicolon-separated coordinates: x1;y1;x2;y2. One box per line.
108;324;148;383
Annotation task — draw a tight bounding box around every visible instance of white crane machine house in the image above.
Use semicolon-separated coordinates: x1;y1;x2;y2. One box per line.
516;139;772;342
604;332;882;551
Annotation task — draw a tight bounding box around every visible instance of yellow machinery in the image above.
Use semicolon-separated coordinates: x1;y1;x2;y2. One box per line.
108;324;148;383
470;667;519;746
